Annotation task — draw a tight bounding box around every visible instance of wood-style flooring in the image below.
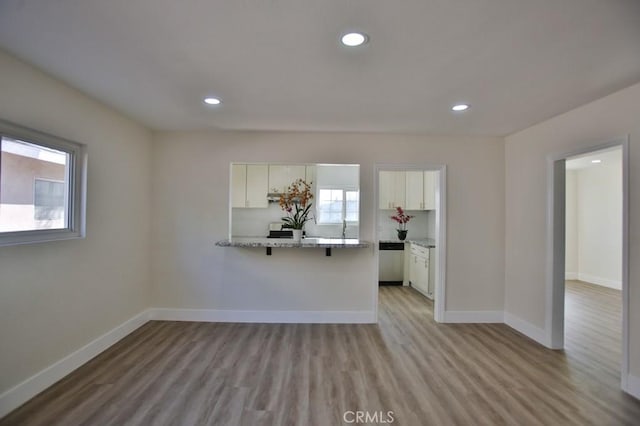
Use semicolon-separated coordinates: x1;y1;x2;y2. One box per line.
2;283;639;425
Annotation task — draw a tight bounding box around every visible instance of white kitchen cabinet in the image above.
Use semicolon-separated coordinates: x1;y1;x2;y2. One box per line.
379;171;406;210
405;171;424;210
268;165;306;193
423;171;437;210
231;164;247;208
305;165;316;189
404;171;436;211
409;243;431;299
232;164;268;208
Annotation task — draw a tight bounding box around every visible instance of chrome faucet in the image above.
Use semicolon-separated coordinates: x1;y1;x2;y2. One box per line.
342;220;347;238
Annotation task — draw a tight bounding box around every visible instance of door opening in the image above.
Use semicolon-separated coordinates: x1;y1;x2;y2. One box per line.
373;164;447;323
549;138;629;393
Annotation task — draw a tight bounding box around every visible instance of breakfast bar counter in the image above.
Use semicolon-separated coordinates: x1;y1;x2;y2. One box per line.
216;237;371;256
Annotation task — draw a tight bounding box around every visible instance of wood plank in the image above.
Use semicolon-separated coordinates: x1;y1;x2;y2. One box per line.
1;284;638;425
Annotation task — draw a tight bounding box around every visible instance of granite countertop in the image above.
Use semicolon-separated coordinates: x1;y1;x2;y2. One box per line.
216;237;370;248
407;238;436;248
378;238;435;248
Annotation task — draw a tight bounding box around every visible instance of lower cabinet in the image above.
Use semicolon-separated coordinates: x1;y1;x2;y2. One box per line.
408;244;432;299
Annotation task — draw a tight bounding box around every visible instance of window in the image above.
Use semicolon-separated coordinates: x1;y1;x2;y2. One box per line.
0;119;86;246
317;188;359;224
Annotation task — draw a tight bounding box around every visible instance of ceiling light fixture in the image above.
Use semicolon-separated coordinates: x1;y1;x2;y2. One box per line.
341;32;368;47
591;159;602;164
204;97;221;105
452;104;470;112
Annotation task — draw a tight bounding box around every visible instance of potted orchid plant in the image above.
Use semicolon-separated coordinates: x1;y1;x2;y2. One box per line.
279;178;314;242
390;206;414;241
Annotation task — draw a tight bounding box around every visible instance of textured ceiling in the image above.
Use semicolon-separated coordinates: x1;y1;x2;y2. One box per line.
1;0;639;135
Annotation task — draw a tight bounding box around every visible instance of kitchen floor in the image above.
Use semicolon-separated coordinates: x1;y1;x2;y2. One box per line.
2;286;639;425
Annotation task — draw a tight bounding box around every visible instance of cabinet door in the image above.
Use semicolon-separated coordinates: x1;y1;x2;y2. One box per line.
379;171;394;209
246;164;269;208
413;256;429;294
423;171;437;210
231;164;247;208
427;248;435;298
392;172;406;208
409;253;418;284
379;171;406;209
305;165;316;188
405;171;424;210
269;165;306;193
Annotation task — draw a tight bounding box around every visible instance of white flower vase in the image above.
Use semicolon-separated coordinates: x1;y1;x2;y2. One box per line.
292;229;303;242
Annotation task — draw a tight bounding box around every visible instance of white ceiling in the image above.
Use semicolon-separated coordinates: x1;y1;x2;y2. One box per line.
0;0;639;135
566;147;622;171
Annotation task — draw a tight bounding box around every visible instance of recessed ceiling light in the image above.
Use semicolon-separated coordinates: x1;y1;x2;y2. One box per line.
204;97;221;105
591;159;602;164
452;104;470;112
341;32;368;47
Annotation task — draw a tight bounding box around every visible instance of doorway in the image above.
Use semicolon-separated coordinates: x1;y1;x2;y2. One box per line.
564;147;623;381
373;164;447;323
549;138;629;392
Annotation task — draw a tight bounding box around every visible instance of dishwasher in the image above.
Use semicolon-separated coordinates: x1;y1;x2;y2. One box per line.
378;242;405;285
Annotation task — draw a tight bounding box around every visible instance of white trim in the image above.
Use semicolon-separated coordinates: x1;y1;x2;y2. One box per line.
576;273;622;290
149;308;376;324
443;311;503;323
625;374;640;400
564;272;578;280
504;312;549;347
0;310;150;419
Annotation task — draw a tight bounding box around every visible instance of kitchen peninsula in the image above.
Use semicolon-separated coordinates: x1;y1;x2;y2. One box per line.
216;237;370;256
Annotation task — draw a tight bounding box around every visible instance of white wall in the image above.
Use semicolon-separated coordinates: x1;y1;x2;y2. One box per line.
566;155;622;288
565;170;578;277
151;131;505;314
0;50;152;396
378;209;431;241
505;82;640;379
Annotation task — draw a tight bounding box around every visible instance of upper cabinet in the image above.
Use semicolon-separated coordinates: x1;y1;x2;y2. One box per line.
379;171;406;210
406;170;437;210
231;164;269;208
268;165;306;193
405;171;424;210
380;170;437;211
423;171;436;210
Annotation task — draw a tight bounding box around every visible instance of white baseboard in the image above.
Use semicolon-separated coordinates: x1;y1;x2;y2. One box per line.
443;310;504;323
0;310;150;419
565;272;578;280
577;273;622;290
504;312;549;347
149;308;376;324
625;374;640;400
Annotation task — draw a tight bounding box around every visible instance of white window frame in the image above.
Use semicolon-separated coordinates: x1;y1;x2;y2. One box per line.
316;187;359;225
0;119;87;246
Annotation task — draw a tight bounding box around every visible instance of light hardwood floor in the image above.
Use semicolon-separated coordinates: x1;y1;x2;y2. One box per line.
2;284;639;425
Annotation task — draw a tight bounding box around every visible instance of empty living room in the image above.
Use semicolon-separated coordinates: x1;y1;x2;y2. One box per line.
1;1;640;425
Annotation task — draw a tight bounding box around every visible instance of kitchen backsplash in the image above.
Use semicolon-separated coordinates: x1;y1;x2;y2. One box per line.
377;209;434;241
232;203;359;238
